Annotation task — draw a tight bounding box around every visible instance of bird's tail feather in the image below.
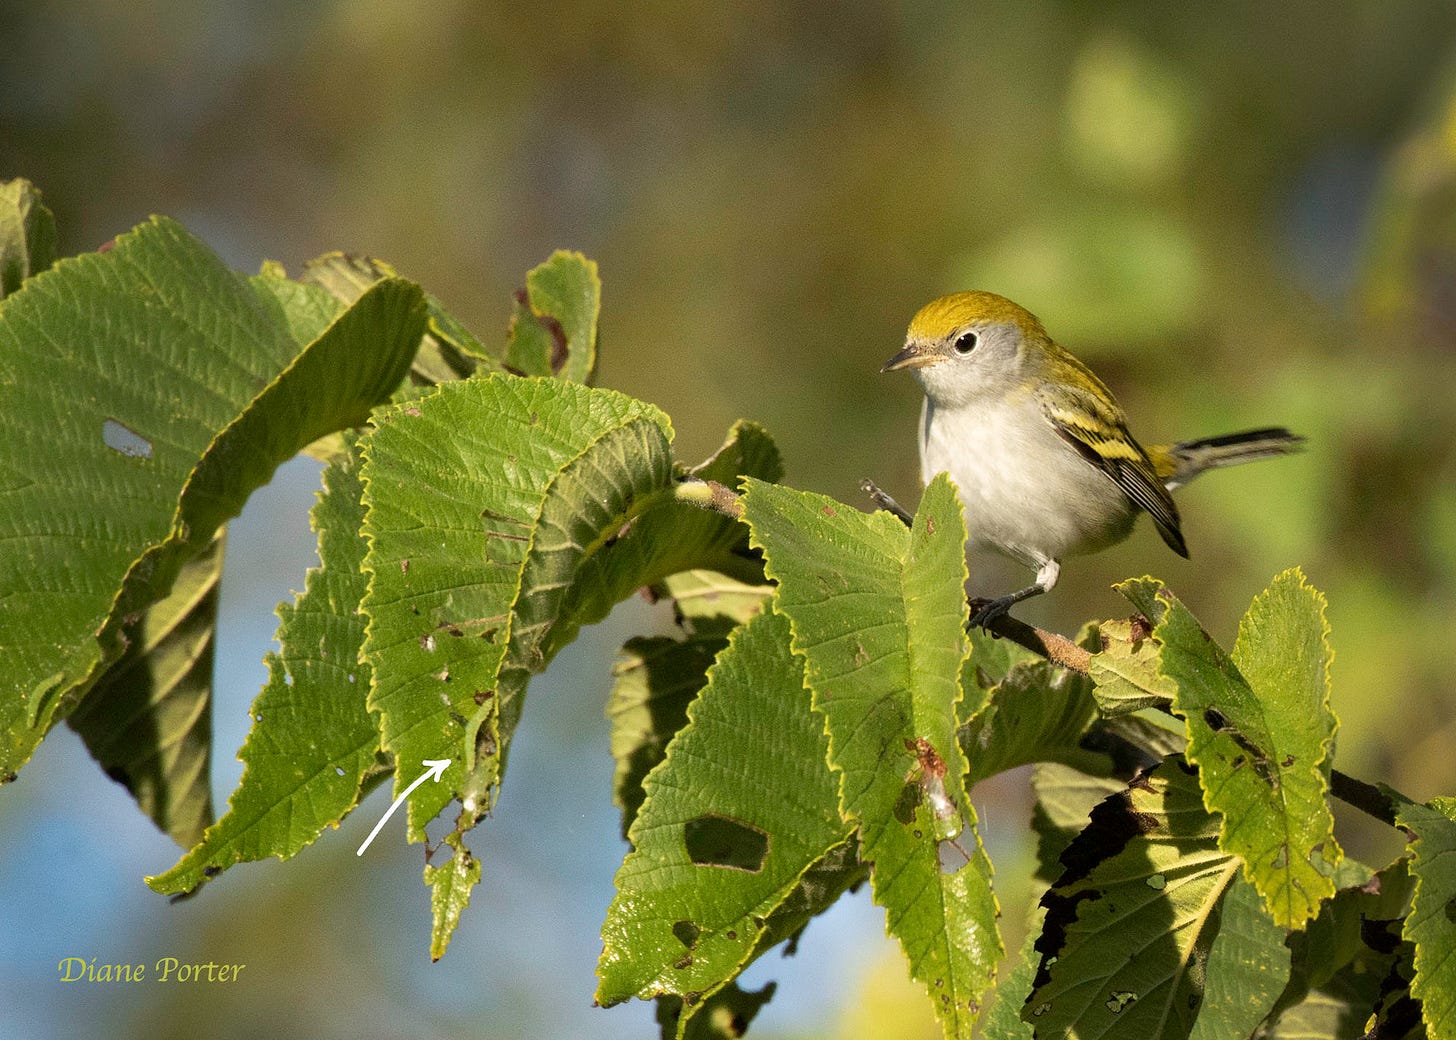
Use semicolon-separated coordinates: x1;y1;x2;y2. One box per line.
1153;427;1305;488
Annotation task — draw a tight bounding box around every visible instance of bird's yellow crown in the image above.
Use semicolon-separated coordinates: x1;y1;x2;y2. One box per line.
907;290;1048;342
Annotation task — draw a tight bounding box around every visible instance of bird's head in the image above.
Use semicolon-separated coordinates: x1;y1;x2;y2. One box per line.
882;291;1050;406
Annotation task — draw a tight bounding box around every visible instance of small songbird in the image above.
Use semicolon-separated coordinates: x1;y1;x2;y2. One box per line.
882;291;1303;627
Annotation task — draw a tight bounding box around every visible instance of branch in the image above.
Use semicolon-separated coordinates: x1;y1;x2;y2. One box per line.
859;477;913;525
1329;769;1399;828
985;613;1092;674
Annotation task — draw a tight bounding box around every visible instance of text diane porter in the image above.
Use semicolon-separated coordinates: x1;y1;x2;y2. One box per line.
57;957;245;983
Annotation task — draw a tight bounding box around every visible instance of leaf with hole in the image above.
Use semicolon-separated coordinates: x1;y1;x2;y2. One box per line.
743;474;1000;1039
0;216;423;780
1117;570;1340;928
597;605;856;1029
504;250;600;382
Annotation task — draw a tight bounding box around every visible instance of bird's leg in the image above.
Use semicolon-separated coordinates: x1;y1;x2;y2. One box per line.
969;559;1059;629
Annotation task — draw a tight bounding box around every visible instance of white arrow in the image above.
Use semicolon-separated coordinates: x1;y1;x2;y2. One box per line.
356;759;451;857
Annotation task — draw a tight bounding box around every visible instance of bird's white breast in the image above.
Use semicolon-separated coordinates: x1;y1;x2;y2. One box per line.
919;394;1136;567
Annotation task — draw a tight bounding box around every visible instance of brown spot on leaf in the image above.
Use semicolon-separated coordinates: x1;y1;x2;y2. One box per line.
540;313;569;373
905;736;947;779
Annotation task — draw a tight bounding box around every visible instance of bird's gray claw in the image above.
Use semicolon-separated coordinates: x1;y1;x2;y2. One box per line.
968;596;1013;630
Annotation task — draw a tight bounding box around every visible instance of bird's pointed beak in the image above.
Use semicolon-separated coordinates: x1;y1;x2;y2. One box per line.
880;342;940;373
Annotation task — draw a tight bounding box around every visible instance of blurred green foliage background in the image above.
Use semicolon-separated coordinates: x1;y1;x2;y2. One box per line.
5;2;1456;1037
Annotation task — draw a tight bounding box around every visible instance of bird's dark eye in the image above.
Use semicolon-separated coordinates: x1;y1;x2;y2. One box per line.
953;331;978;355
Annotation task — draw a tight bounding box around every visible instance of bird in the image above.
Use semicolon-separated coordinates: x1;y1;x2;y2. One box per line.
881;290;1303;627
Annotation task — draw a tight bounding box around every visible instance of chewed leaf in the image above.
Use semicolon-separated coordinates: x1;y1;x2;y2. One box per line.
360;376;674;841
1089;612;1176;715
361;381;780;955
0;217;423;780
1028;758;1288;1039
427;832;482;962
597;605;856;1022
1119;571;1340;928
147;439;385;896
505;251;600;383
743;474;1000;1039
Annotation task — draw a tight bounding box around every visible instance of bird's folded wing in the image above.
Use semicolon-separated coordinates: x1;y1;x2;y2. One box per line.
1035;383;1188;558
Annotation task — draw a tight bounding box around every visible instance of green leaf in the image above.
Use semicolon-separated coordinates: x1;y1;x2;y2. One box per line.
1188;869;1292;1040
298;251;499;384
1121;570;1341;928
597;605;855;1015
249;266;345;349
1089;613;1177;716
742;474;1001;1039
656;981;776;1040
360;376;671;838
0;217;424;780
1030;762;1127;886
426;831;481;962
361;383;776;953
0;178;56;297
1399;797;1456;1039
963;624;1040;695
636;419;781;598
654;569;774;633
607;630;730;839
1028;758;1288;1038
605;424;780;837
484;416;774;818
1267;856;1412;1034
979;930;1040;1040
69;530;224;849
1288;857;1404;991
147;440;386;895
962;660;1100;785
505;250;600;382
1370;949;1426;1040
1264;976;1383;1040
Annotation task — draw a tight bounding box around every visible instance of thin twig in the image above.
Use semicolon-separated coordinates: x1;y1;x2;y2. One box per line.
859;477;914;525
1329;769;1399;828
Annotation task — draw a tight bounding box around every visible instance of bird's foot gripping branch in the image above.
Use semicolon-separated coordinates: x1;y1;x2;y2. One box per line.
0;182;1451;1039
